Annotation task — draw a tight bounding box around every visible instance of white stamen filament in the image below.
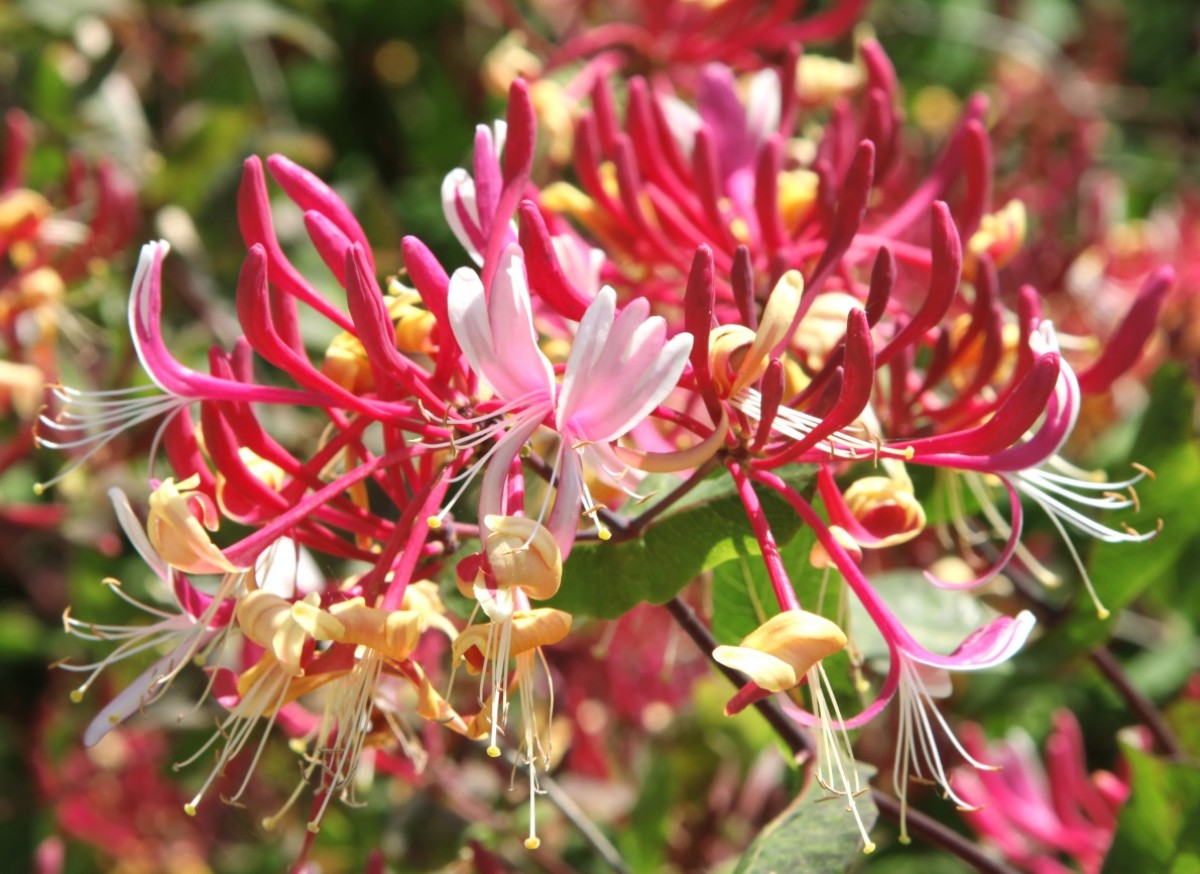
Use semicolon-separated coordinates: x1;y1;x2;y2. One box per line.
807;663;875;853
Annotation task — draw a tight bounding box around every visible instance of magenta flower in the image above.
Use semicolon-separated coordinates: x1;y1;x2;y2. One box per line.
444;243;691;554
955;710;1139;874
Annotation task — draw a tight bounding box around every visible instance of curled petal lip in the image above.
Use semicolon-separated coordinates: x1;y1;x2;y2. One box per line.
903;611;1037;671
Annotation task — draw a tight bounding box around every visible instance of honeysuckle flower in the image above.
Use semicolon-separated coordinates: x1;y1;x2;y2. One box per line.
955;711;1138;874
443;244;692;553
747;466;1037;841
712;609;847;709
451;514;572;850
833;460;927;548
36;240;321;491
60;486;244;747
147;475;244;575
259;584;456;834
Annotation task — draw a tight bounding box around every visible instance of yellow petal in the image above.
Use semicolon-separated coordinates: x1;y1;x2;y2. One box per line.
452;607;572;667
713;645;798;692
715;610;847;691
328;596;423;662
483;515;562;600
147;476;241;574
732;271;804;396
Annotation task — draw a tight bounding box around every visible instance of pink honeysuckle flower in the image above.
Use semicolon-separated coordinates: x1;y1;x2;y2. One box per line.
60;484;243;747
955;710;1139;874
902;320;1159;611
748;466;1037;843
442;242;692;555
37;240;325;490
441;81;537;289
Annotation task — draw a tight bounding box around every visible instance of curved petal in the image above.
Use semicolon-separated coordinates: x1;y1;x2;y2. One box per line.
488;247;555;401
556;286;616;430
905;611;1037;671
574;332;692;443
713;645;797;692
441;168;483;265
447;255;554;405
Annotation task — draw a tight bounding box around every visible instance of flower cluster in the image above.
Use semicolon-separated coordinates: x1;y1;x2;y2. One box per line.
955;711;1145;874
50;23;1168;864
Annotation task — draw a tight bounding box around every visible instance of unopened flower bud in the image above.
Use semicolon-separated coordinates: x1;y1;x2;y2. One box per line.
842;461;926;548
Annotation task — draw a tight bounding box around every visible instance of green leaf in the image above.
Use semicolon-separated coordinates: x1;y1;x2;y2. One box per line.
1104;745;1200;873
550;468;813;620
710;524;822;646
733;769;878;873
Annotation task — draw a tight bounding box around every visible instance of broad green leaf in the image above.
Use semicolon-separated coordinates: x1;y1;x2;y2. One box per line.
733;768;878;874
551;468;813;619
709;524;822;646
1104;745;1200;873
